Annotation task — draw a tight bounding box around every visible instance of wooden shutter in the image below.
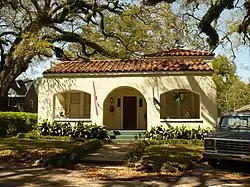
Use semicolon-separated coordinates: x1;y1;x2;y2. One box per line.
62;92;68;117
160;93;166;118
69;93;81;118
83;93;91;118
180;91;191;119
166;92;179;118
192;93;200;118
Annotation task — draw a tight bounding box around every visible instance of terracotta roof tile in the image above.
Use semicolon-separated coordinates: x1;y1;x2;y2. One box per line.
44;59;213;74
145;48;214;57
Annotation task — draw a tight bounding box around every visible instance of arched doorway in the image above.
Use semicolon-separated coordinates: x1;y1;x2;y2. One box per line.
103;86;147;130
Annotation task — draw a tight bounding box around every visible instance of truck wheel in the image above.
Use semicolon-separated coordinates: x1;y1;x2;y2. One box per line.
207;159;219;167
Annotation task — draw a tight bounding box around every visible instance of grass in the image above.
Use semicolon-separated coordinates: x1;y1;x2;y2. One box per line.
126;140;203;173
143;144;203;172
0;137;88;166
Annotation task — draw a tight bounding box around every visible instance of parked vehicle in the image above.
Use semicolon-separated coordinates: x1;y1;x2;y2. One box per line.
204;113;250;167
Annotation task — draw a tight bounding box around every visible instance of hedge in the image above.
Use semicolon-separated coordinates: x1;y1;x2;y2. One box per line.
0;112;37;136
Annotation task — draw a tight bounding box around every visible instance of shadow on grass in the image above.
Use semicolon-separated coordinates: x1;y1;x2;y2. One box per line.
0;137;84;150
0;166;70;187
95;162;250;187
0;138;86;166
138;144;203;172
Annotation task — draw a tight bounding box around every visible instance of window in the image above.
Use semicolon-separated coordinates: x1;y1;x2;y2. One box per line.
8;99;17;107
29;100;33;108
160;90;200;119
59;91;91;119
139;98;143;107
83;93;91;118
117;98;121;107
70;93;80;104
13;99;17;107
8;99;11;107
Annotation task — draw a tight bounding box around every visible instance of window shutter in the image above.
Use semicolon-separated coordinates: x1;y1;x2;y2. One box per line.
69;93;81;118
166;92;178;118
160;94;166;118
83;93;91;118
180;91;191;118
193;93;200;118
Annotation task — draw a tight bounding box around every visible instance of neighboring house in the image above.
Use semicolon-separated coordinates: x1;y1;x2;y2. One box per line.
38;49;217;130
8;80;38;113
235;104;250;114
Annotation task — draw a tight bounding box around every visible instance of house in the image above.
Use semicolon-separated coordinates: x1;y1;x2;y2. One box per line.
8;80;38;113
235;104;250;114
38;49;217;130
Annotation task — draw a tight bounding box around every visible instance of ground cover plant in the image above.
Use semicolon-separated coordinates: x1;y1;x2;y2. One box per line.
0;137;102;167
146;125;212;140
39;121;108;139
126;140;203;173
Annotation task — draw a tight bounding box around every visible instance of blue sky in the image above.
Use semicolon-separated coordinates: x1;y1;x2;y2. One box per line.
216;45;250;82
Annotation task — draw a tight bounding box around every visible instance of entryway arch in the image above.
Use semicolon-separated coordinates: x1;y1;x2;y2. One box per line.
103;86;147;130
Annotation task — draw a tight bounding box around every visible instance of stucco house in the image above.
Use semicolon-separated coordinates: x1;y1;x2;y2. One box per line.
38;49;217;131
236;104;250;114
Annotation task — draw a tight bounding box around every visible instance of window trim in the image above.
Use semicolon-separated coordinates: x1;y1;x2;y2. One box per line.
54;118;92;123
55;91;91;119
160;119;203;123
160;89;201;119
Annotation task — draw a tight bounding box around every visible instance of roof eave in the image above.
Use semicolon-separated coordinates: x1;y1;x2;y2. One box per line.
43;70;214;77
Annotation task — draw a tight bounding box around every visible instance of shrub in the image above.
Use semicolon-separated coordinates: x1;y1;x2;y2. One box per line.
125;140;149;165
0;112;37;136
145;125;212;140
39;121;108;139
16;132;72;141
148;139;204;146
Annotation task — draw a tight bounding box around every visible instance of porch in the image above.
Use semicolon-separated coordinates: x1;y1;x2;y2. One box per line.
51;85;204;133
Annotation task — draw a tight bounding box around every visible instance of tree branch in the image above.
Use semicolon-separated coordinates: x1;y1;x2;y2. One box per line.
48;25;118;58
0;31;19;38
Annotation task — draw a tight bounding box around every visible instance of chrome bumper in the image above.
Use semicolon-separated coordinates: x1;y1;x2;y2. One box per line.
204;151;250;162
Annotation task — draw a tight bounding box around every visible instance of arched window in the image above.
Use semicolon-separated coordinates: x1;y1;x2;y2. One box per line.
55;91;91;118
160;89;200;119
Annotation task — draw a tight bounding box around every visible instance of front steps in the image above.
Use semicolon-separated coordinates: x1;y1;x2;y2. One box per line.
108;130;147;141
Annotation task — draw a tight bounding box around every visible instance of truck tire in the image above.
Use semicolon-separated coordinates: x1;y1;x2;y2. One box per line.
207;159;219;167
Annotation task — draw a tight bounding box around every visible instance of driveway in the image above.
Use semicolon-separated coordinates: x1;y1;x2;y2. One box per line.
0;161;249;187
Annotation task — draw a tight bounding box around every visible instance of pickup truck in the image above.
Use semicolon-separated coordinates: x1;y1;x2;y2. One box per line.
204;113;250;167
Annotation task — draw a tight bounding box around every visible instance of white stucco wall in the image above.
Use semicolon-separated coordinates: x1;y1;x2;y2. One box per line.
38;72;217;130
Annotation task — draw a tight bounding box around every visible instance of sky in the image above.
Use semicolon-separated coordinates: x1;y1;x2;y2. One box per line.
215;45;250;82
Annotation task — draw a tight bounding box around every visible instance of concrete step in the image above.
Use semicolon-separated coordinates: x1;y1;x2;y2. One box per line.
108;130;147;140
109;130;147;136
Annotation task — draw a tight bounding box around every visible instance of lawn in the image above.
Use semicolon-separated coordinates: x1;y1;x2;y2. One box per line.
126;140;204;173
0;137;87;167
142;144;203;172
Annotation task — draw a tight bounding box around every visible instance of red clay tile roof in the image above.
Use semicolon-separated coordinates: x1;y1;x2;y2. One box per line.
43;59;213;74
145;48;214;57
